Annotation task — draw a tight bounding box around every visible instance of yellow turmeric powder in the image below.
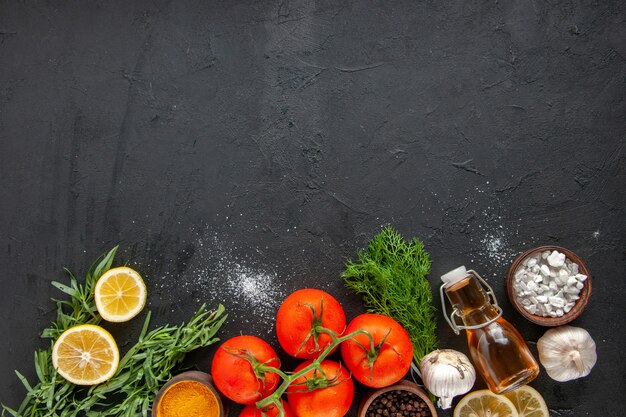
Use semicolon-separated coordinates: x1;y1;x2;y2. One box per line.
157;380;220;417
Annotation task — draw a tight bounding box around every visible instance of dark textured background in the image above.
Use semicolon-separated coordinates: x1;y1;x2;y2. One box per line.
1;1;625;416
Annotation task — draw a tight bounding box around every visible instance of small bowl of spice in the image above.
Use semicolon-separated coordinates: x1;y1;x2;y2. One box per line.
359;379;437;417
152;370;227;417
506;245;592;326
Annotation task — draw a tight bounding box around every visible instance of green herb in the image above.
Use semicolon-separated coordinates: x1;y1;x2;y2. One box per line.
342;225;437;363
43;245;117;340
2;248;227;417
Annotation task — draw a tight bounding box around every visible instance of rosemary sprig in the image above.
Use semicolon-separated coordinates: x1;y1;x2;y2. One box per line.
86;306;226;417
342;225;437;363
2;248;227;417
43;246;117;340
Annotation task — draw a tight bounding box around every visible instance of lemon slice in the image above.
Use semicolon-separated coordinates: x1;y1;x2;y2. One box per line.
454;390;520;417
503;385;549;417
52;324;119;385
95;266;147;322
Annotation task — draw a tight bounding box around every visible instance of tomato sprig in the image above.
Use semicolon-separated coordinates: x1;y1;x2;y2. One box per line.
295;300;327;356
288;366;348;392
253;325;369;417
212;336;281;405
220;290;413;417
221;346;285;393
349;327;398;380
276;289;347;359
340;314;413;388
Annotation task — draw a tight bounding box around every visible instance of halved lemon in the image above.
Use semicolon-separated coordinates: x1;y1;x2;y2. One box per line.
95;266;147;322
52;324;119;385
454;390;519;417
503;385;549;417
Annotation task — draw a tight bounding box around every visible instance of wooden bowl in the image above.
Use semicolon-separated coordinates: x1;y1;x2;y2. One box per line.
506;245;592;326
152;371;227;417
358;379;437;417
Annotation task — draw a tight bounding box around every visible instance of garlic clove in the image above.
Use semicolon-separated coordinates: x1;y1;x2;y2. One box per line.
537;325;597;382
420;349;476;410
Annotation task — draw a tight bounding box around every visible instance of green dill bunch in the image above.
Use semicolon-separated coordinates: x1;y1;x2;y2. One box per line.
342;225;437;363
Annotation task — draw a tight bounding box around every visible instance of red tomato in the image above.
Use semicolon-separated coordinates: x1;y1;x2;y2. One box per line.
286;360;353;417
211;335;281;404
276;289;346;358
340;313;413;387
238;400;295;417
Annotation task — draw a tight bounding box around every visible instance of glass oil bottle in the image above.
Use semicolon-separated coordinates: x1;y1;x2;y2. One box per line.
440;266;539;394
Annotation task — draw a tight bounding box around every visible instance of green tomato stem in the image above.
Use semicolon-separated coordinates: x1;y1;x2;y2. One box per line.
254;327;370;415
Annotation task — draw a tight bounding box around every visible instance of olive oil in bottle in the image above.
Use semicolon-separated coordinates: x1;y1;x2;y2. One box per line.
440;266;539;393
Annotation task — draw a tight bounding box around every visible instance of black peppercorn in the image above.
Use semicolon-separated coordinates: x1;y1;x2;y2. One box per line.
364;389;431;417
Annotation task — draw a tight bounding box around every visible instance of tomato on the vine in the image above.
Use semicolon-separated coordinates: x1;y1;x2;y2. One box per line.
211;335;281;404
276;288;346;358
340;313;413;387
239;400;295;417
286;359;354;417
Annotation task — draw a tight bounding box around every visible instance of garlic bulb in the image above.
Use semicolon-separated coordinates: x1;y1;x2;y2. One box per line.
537;325;597;382
420;349;476;409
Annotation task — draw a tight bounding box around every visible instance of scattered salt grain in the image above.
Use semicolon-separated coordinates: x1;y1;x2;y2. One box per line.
155;234;288;335
478;231;516;268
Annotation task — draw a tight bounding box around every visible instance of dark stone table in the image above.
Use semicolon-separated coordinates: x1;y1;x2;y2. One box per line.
1;1;624;416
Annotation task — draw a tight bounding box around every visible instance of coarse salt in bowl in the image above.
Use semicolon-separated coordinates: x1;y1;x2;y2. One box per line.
506;246;592;326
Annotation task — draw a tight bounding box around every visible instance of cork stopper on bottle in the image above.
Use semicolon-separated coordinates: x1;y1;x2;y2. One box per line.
441;266;470;287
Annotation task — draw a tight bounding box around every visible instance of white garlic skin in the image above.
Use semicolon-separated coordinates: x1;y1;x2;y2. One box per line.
420;349;476;410
537;325;597;382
